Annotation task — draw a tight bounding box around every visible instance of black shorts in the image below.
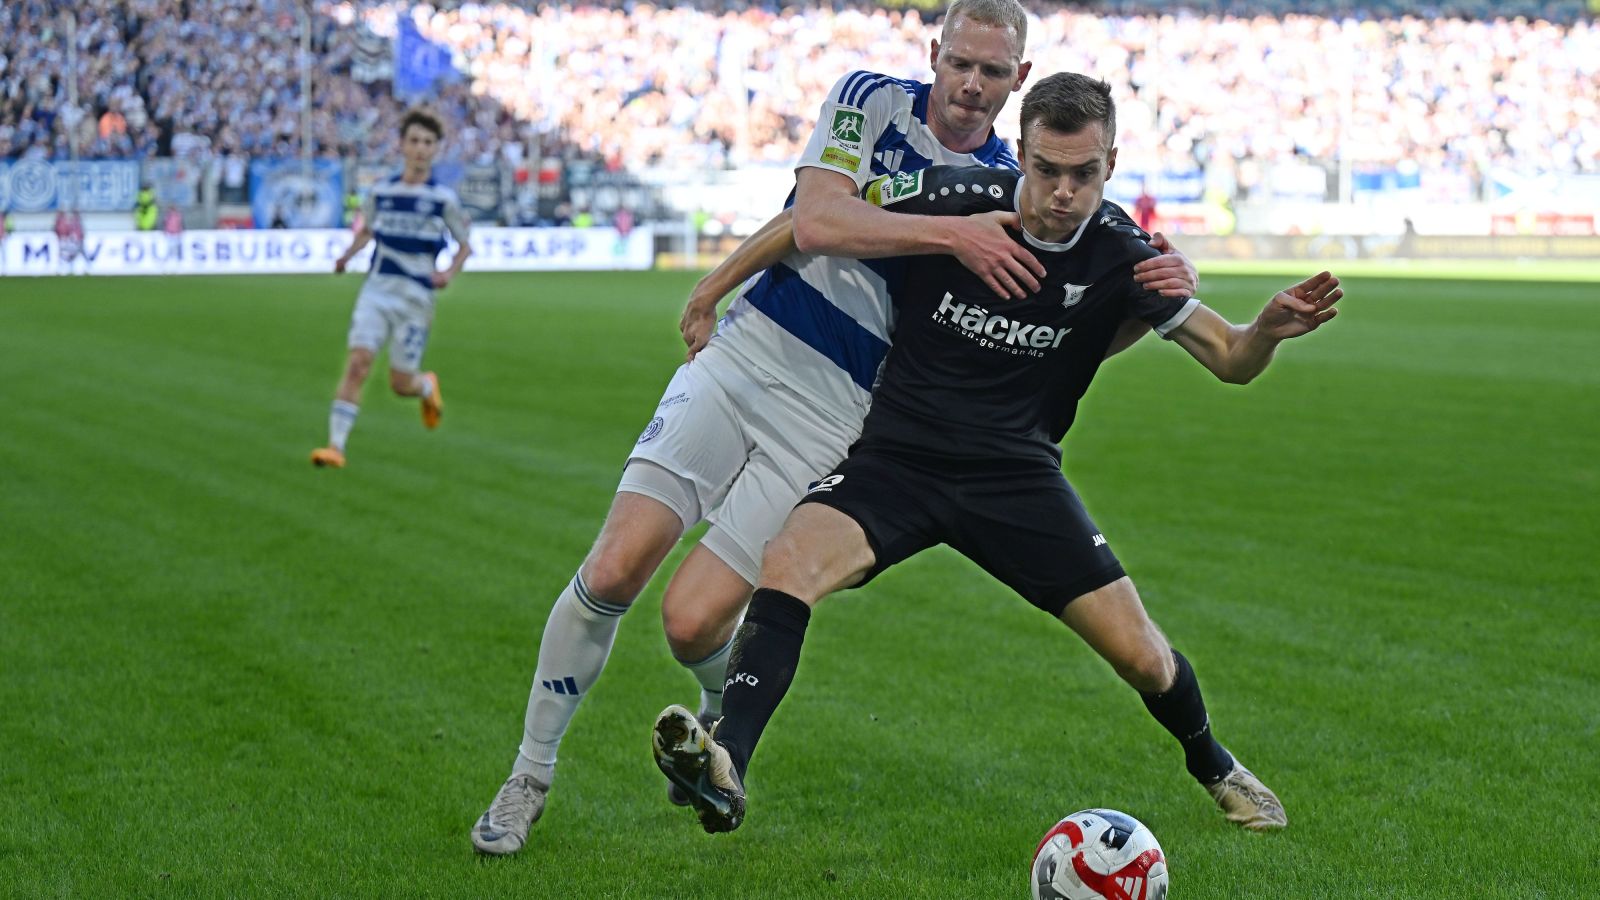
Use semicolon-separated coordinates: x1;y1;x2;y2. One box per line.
798;447;1126;617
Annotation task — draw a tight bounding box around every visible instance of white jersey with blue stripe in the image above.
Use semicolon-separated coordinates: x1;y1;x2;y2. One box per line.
713;70;1020;428
363;174;470;294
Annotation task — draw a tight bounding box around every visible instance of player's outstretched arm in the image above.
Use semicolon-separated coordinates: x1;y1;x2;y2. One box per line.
1134;231;1197;298
680;209;798;360
335;227;374;274
1170;271;1342;384
792;167;1045;300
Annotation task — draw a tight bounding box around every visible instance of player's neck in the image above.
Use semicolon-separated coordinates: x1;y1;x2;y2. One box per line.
1020;209;1071;245
929;120;992;156
401;164;431;184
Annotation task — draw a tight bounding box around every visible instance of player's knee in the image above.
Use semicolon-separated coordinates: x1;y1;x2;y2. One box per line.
660;602;726;659
577;552;649;606
1115;639;1176;693
345;352;374;381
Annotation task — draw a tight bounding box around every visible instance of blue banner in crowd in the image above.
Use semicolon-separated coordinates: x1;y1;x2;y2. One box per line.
0;160;141;212
248;159;345;228
395;17;458;99
1105;170;1205;206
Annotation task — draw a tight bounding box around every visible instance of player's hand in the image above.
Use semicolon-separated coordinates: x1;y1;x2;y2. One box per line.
432;271;453;290
1258;271;1342;340
1133;232;1197;298
334;257;348;274
681;291;718;360
945;211;1045;301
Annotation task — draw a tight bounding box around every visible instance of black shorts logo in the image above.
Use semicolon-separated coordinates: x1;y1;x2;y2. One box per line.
806;474;844;494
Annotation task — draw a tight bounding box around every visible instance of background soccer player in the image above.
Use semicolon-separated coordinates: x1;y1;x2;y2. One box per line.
311;106;471;469
653;72;1342;836
470;0;1195;857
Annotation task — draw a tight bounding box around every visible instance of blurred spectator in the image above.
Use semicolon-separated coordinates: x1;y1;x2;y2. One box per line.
1134;181;1158;232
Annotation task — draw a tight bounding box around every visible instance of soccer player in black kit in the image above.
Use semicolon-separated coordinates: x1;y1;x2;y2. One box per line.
653;72;1342;835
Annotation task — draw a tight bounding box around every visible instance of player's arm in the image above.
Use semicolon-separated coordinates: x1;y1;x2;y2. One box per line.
680;208;797;360
794;168;1041;300
336;190;378;274
789;71;1043;299
433;200;473;289
334;227;373;274
1105;233;1197;359
1170;271;1342;384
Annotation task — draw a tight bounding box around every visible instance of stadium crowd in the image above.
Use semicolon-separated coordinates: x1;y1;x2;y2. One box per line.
2;0;1596;193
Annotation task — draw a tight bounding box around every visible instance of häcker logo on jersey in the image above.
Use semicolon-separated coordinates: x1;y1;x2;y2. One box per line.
865;170;923;207
821;107;867;173
934;293;1070;357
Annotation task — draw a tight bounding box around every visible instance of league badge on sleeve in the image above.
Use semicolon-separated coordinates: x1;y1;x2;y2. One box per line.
821;108;867;173
865;170;924;207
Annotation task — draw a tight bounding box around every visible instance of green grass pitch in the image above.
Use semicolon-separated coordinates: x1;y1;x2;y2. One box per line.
2;269;1596;898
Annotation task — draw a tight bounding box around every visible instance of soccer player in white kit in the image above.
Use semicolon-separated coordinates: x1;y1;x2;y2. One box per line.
311;107;471;469
471;0;1197;854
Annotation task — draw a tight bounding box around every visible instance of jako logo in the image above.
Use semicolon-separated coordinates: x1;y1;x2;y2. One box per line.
1092;534;1107;547
725;672;761;689
936;294;1071;349
807;474;844;494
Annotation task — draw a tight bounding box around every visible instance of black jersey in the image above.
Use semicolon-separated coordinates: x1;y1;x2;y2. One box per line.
858;165;1197;467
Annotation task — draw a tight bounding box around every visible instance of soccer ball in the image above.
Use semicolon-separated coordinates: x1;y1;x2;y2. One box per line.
1030;809;1169;900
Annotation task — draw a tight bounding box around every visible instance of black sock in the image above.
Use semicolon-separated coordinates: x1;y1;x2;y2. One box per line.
715;588;811;778
1140;649;1235;785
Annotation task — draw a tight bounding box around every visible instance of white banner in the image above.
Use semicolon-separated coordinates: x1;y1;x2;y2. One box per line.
0;226;654;277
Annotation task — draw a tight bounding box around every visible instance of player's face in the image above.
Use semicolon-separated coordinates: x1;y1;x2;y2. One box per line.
401;124;440;171
928;17;1029;146
1018;121;1117;241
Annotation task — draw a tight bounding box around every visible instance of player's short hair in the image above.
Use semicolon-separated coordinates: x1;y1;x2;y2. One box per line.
399;106;445;141
940;0;1028;58
1018;73;1116;153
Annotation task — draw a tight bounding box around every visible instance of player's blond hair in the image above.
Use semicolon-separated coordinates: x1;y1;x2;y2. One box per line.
399;106;445;140
940;0;1028;58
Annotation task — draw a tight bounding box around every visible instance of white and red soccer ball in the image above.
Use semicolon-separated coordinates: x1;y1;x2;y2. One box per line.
1030;809;1169;900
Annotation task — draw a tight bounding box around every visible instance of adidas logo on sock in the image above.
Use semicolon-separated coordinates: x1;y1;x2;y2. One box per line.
541;676;581;695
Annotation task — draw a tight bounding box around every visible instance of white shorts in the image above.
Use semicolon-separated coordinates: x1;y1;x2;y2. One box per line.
348;274;435;373
622;341;861;585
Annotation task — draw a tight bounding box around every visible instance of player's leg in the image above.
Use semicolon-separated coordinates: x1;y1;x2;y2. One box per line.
385;290;441;429
656;449;938;833
472;486;686;855
1059;581;1285;830
476;361;748;853
313;284;389;467
660;544;749;716
659;396;851;720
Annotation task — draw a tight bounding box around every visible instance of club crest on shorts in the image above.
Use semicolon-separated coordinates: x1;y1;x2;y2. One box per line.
806;474;844;494
637;416;665;444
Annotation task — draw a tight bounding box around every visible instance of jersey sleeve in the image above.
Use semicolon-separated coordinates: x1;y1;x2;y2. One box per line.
442;190;471;245
860;165;1013;217
1105;207;1198;338
359;190;377;229
795;70;900;189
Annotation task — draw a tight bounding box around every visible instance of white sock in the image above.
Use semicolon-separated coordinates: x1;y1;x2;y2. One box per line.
329;400;359;451
678;636;734;718
512;574;628;785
